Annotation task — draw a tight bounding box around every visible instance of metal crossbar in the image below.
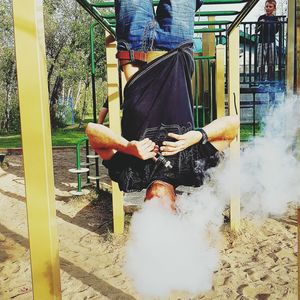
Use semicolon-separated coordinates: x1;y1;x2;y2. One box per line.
76;0;259;38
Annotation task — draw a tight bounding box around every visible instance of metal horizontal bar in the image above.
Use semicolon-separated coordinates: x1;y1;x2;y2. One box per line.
195;10;239;16
194;28;226;33
194;20;231;26
228;0;259;33
76;0;116;36
203;0;248;3
102;10;240;19
91;0;248;7
194;55;216;60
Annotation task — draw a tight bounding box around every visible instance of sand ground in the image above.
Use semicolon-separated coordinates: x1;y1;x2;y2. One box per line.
0;148;298;299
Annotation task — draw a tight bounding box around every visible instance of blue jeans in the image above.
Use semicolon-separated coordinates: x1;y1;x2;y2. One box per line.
115;0;202;51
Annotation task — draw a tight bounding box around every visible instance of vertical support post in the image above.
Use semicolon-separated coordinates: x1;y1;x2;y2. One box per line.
215;44;225;118
298;208;300;299
105;32;124;234
12;0;61;298
287;0;296;93
228;27;241;231
90;22;100;189
295;0;300;294
296;0;300;93
203;16;216;56
202;17;216;93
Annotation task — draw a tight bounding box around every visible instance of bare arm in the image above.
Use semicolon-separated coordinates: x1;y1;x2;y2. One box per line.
98;107;108;124
86;123;157;160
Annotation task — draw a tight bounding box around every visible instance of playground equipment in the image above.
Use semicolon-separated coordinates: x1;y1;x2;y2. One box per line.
12;0;299;298
68;137;102;195
12;0;61;297
0;152;8;169
69;137;90;195
77;0;262;233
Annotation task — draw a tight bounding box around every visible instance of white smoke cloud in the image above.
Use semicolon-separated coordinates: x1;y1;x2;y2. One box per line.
124;96;300;298
125;196;221;298
207;95;300;218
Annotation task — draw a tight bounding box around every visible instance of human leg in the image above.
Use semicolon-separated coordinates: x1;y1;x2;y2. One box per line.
155;0;197;50
266;42;275;81
257;43;266;81
115;0;200;79
115;0;154;80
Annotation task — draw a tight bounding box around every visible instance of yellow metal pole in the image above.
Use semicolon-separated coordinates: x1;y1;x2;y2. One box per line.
105;32;124;234
12;0;61;299
295;1;300;296
202;16;216;92
228;27;241;231
298;208;300;300
215;44;225;118
296;0;300;93
287;0;296;93
202;16;216;56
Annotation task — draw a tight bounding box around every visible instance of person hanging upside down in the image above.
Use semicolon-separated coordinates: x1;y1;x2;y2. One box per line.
86;0;240;210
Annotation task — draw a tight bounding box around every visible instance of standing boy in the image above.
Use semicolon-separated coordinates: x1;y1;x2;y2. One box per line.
256;0;279;81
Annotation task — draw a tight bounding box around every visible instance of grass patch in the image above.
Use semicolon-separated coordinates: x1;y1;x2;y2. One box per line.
0;122;264;149
240;123;263;141
51;127;86;146
0;125;87;148
0;134;21;148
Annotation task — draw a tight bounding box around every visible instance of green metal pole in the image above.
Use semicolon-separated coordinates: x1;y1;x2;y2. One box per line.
195;60;199;128
90;22;98;122
76;142;82;193
90;22;100;190
75;137;88;193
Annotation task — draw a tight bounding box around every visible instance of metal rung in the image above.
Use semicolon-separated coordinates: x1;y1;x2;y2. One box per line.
86;154;100;159
194;20;231;26
102;10;239;20
68;168;89;174
88;175;101;180
70;189;90;196
99;182;112;193
196;10;239;17
91;0;247;7
81;162;96;167
194;28;226;33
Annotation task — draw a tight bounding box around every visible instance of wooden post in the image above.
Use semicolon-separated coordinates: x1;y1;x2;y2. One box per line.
296;0;300;93
12;0;61;298
215;44;225;118
105;32;124;234
228;27;241;231
202;16;216;92
295;0;300;296
287;0;296;93
298;208;300;299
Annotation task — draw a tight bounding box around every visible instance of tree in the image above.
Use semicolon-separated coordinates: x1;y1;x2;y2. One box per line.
44;0;106;128
0;0;19;134
0;0;107;133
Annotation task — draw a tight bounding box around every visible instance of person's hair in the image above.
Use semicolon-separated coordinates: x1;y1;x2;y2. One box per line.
145;180;176;202
265;0;276;8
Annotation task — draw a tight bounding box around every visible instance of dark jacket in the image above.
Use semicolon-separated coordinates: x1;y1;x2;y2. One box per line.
257;14;279;43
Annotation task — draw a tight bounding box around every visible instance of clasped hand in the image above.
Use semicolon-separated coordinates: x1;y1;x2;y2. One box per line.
126;138;158;160
160;131;201;156
127;131;201;160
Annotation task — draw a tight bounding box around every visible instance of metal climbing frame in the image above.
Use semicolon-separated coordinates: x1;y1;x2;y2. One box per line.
76;0;260;233
12;0;61;298
12;1;298;299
